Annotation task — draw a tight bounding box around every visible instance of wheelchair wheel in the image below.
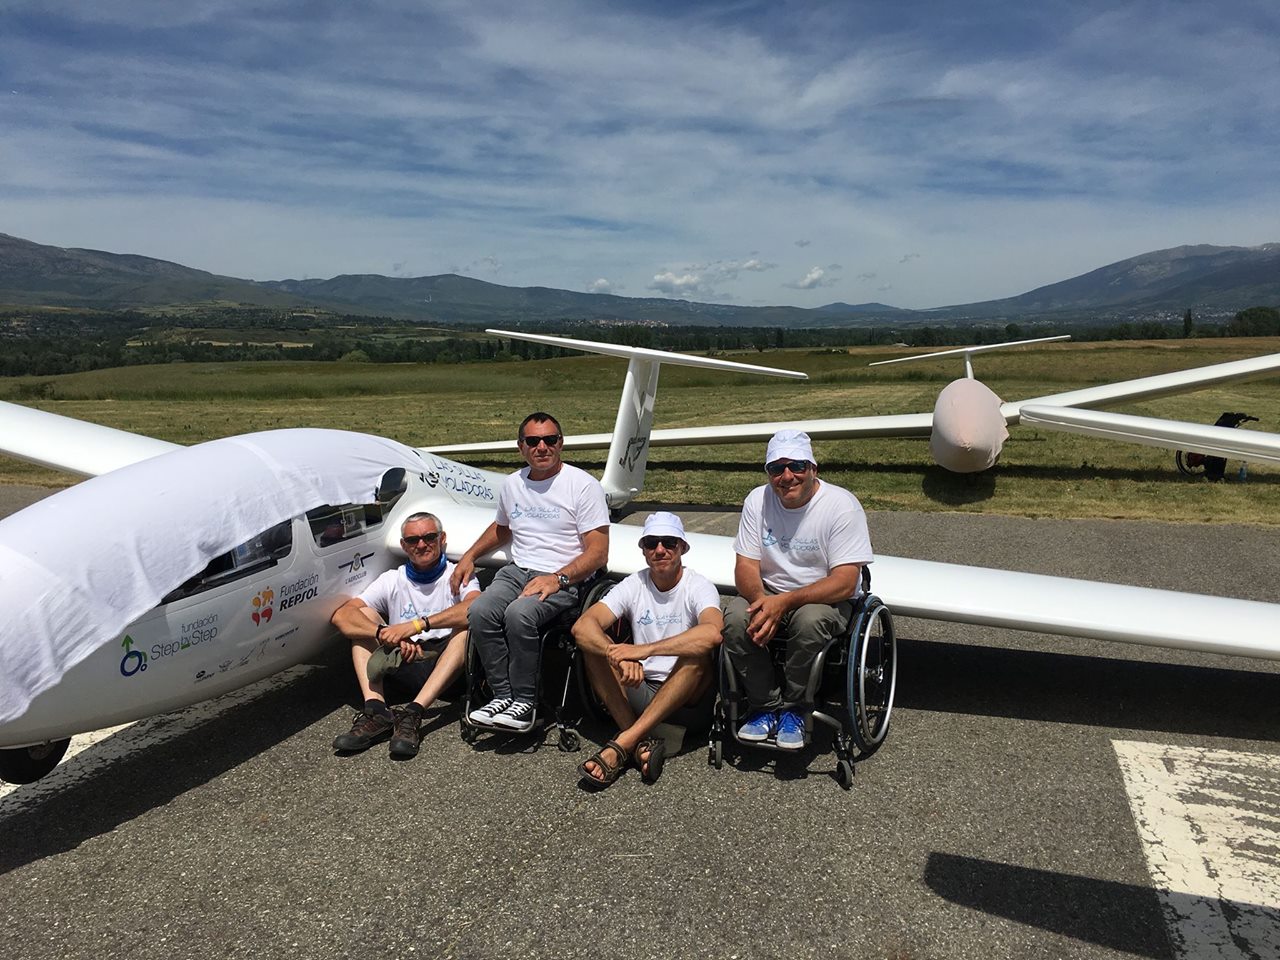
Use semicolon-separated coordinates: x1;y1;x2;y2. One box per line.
835;757;854;790
572;579;624;726
1175;450;1205;476
846;597;897;755
557;727;580;753
459;716;479;744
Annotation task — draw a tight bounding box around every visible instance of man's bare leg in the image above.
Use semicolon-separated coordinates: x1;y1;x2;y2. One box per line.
350;607;387;703
581;653;710;781
411;630;467;710
620;657;709;778
580;649;640;780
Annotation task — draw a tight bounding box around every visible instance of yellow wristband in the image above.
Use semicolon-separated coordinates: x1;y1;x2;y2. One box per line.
413;617;426;633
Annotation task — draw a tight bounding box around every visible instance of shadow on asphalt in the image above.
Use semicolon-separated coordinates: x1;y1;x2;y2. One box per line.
900;637;1280;740
0;662;348;877
924;852;1172;958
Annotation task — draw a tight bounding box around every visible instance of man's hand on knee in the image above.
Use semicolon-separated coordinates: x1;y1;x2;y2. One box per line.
746;593;790;646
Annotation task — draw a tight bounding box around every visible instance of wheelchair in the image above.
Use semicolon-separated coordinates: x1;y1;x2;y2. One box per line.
708;569;897;790
458;576;616;753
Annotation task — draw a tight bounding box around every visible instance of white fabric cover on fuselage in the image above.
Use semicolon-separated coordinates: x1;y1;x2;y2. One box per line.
929;378;1009;472
0;428;426;724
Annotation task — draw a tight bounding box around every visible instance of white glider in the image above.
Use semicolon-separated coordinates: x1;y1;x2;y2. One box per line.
1;333;1278;784
430;333;1280;481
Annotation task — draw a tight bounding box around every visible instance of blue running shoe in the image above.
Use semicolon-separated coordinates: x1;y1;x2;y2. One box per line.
775;711;806;750
737;710;775;742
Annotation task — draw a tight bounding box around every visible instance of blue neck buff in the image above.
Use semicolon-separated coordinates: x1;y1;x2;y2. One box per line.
404;554;447;584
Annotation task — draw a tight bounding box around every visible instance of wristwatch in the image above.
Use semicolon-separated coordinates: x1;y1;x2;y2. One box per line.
557;573;571;588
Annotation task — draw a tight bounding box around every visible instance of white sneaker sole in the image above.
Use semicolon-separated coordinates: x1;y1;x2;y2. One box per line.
490;708;536;731
737;728;771;742
468;702;511;725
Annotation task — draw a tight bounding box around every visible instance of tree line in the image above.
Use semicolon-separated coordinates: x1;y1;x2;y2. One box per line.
2;305;1277;378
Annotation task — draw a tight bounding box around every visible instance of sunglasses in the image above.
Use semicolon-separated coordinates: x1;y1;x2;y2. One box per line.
401;532;441;546
766;459;812;477
520;433;562;448
639;536;682;551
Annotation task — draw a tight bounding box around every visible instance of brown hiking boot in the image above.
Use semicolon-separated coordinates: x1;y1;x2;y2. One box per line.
389;706;423;758
333;707;394;752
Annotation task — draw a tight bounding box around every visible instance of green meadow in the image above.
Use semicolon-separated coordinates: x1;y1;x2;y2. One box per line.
3;337;1278;524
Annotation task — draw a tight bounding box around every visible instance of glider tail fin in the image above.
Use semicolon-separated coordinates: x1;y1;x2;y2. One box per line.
869;335;1071;379
487;329;806;508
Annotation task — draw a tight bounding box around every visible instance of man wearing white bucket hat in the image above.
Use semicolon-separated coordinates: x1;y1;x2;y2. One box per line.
572;511;723;787
723;429;873;751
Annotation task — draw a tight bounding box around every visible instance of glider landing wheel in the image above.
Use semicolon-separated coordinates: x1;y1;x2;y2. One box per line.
0;739;71;784
1176;450;1205;476
847;598;897;757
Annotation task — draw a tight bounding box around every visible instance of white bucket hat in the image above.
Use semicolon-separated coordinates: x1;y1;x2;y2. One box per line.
639;511;689;551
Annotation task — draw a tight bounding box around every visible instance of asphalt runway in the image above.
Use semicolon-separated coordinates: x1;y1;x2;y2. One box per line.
2;484;1278;960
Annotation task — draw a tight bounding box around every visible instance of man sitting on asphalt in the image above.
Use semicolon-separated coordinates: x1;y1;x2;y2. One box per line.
451;411;609;732
572;512;723;787
331;511;480;759
722;429;873;750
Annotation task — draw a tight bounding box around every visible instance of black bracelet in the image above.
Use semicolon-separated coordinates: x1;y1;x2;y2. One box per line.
375;624;386;644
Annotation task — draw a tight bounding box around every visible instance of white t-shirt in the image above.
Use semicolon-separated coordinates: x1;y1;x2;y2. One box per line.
602;567;721;682
495;463;610;572
733;480;874;597
358;562;480;642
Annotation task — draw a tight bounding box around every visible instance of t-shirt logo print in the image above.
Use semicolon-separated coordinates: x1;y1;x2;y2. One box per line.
638;608;655;625
509;503;525;519
762;527;778;547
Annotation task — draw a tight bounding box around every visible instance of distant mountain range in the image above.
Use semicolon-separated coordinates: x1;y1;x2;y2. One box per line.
2;232;1277;327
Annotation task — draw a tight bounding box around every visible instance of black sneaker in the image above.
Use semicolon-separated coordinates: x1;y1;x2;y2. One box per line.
334;707;394;751
490;699;536;731
468;696;513;726
389;706;423;759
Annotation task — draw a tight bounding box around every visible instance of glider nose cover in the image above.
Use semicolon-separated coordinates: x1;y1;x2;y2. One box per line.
930;378;1008;472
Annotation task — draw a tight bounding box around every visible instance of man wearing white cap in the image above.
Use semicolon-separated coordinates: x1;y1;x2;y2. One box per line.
724;429;873;750
572;512;723;787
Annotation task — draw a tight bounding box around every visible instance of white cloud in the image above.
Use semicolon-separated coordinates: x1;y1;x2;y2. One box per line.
586;277;618;294
786;265;842;290
1;1;1277;309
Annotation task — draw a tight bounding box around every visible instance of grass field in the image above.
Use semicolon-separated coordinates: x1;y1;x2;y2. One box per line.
3;337;1278;524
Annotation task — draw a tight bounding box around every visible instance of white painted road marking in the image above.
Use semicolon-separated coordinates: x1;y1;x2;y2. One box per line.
1113;740;1280;960
0;666;316;811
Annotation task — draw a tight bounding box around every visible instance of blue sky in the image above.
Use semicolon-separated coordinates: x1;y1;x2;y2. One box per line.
2;0;1277;309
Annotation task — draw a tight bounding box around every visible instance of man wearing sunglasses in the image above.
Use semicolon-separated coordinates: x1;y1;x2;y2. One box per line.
451;411;610;732
724;429;873;750
330;512;481;758
572;512;722;787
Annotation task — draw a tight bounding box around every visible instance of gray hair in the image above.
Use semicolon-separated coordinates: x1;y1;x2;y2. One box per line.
401;512;443;536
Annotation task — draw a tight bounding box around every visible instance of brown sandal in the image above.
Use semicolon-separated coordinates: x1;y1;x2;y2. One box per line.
577;739;628;788
635;737;667;784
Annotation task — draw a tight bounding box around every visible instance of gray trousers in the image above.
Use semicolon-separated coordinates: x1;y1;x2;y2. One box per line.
467;564;580;701
721;592;853;712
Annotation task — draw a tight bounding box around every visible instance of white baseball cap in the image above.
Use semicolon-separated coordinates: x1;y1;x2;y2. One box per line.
639;511;689;551
765;429;816;466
